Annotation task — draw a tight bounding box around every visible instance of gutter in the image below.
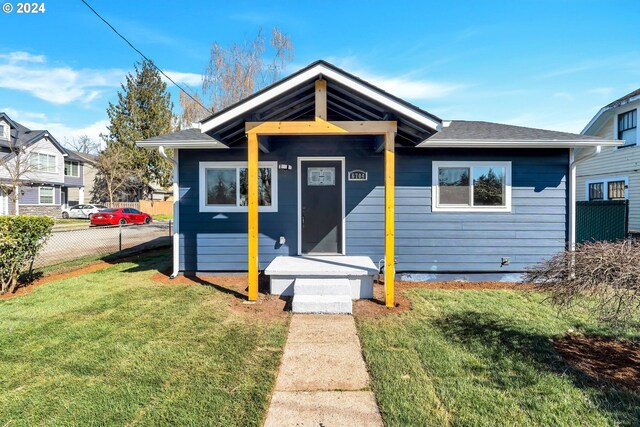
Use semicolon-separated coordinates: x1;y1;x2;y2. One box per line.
568;145;602;251
158;146;180;279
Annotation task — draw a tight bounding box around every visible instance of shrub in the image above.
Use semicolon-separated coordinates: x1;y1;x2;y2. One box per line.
0;215;54;294
523;240;640;328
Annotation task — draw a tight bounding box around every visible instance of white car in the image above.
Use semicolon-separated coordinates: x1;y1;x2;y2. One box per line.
61;204;108;219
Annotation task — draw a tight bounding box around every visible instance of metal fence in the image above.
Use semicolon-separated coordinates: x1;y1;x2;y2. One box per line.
33;221;172;269
576;200;629;243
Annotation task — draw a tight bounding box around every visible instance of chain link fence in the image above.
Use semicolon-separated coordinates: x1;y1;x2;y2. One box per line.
33;221;172;269
576;200;629;244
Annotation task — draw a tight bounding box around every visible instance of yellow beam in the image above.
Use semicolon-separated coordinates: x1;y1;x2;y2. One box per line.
247;132;259;301
315;79;327;120
384;130;395;307
246;118;396;135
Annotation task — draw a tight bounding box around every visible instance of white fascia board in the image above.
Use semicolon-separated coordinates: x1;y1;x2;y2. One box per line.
582;95;640;134
200;64;442;133
136;140;229;149
417;139;622;148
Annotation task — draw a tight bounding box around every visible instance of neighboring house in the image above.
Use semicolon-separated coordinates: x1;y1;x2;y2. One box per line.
138;60;617;308
0;112;92;217
578;89;640;232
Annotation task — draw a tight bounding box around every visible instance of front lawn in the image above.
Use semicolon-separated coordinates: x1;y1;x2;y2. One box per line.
357;288;640;426
0;252;288;426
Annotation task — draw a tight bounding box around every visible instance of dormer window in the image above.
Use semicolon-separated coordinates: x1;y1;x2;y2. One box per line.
617;109;636;148
0;123;8;140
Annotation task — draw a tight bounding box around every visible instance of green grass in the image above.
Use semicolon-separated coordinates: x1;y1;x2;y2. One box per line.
357;289;640;427
0;252;288;426
152;214;173;221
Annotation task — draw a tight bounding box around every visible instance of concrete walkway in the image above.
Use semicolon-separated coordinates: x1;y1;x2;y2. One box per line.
264;314;383;427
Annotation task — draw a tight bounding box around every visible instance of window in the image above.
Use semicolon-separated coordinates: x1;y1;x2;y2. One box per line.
588;182;604;200
617;109;637;148
0;123;8;140
30;153;57;173
432;161;512;212
585;176;628;201
39;187;54;204
199;161;278;212
64;160;80;177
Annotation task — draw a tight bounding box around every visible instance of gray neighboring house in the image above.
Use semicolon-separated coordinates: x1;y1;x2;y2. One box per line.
0;112;93;217
138;60;619;286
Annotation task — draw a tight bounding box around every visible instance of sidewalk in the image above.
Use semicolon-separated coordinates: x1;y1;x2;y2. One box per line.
264;314;383;427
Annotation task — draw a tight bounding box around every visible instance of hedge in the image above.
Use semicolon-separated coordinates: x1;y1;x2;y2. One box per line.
0;215;54;294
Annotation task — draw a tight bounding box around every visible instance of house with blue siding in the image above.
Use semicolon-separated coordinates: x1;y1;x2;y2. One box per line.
0;112;93;217
138;61;619;313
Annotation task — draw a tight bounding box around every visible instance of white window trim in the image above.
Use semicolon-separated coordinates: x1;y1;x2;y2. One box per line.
585;176;629;200
0;122;9;140
64;160;80;177
614;106;637;149
199;161;278;213
432;161;512;213
30;152;57;173
38;186;56;205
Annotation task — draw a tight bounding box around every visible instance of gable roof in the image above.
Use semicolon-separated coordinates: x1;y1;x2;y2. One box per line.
197;60;442;146
137;128;228;148
421;120;619;148
0;112;74;160
582;88;640;135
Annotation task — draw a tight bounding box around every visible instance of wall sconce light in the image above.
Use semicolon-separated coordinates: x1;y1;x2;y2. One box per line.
278;164;292;170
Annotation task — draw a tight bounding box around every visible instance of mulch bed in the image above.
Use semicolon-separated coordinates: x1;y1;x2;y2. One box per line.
353;280;535;318
555;334;640;392
150;271;289;320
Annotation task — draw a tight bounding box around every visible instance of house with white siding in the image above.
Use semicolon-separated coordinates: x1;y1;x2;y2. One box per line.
578;89;640;232
0;112;92;217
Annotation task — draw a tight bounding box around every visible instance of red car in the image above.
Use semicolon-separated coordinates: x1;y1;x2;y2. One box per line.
90;208;152;226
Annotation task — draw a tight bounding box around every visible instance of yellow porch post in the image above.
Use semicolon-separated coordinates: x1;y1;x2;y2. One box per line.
384;130;395;307
247;132;259;301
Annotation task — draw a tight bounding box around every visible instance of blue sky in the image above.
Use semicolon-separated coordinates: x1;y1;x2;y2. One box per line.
1;0;639;144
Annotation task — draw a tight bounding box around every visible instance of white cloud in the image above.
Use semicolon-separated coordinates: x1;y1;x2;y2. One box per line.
163;71;202;88
0;51;125;104
1;107;108;147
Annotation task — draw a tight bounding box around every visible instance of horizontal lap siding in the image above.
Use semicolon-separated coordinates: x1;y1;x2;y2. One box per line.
179;142;568;273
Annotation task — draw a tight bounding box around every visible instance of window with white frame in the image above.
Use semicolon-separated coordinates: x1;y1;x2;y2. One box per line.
64;160;80;177
0;123;8;140
30;152;57;173
432;161;512;212
617;109;637;148
39;187;54;204
199;161;278;212
586;177;628;201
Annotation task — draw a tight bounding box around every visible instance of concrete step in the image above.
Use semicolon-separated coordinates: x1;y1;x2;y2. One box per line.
292;294;353;314
294;278;352;297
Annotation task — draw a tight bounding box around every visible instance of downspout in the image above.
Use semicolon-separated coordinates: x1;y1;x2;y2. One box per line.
159;146;180;279
568;145;601;251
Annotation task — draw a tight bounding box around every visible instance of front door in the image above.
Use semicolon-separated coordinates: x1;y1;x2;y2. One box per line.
300;159;343;254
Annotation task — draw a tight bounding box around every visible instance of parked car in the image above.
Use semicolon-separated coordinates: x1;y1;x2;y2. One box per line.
90;208;152;226
61;204;108;219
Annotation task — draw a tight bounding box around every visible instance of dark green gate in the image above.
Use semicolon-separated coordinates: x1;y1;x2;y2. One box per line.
576;200;629;243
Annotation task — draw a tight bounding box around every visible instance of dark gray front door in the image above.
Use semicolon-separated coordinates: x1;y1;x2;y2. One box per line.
301;160;343;254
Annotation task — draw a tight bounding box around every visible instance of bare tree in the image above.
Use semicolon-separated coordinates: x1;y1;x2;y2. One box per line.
523;240;640;328
0;141;37;215
179;26;294;127
93;145;137;204
64;135;101;155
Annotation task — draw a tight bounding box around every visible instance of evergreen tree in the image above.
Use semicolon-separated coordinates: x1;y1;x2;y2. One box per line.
103;60;174;199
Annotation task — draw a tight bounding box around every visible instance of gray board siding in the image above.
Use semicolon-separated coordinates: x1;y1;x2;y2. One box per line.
63;163;84;186
178;136;568;273
19;185;61;205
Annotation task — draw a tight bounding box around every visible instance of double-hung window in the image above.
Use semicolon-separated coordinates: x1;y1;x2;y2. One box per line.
64;160;80;177
30;152;57;173
432;161;512;212
617;109;637;148
39;187;54;204
199;161;278;212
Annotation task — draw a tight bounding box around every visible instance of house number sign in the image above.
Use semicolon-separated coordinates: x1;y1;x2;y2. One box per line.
348;170;368;181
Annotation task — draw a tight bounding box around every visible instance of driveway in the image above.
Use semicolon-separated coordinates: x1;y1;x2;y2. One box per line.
35;222;171;268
